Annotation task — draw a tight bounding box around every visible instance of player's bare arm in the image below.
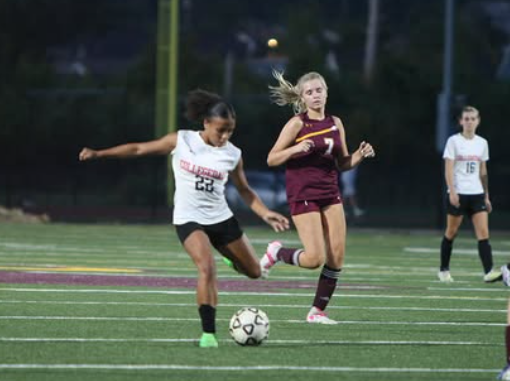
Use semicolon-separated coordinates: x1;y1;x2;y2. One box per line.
267;117;313;167
444;158;459;207
334;116;375;170
480;161;492;212
79;133;178;161
230;157;289;232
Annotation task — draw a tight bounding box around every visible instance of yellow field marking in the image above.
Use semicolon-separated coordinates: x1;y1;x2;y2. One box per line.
0;266;141;274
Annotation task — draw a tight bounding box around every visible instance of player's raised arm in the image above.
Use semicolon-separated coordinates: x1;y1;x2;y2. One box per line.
79;133;178;161
230;157;289;232
334;117;375;171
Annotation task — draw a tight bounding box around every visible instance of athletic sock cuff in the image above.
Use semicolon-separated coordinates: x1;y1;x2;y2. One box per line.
321;265;342;279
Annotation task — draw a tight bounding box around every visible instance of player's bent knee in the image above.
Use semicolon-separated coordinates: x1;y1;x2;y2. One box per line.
197;265;216;281
247;267;262;279
476;232;489;240
445;229;458;239
306;257;324;270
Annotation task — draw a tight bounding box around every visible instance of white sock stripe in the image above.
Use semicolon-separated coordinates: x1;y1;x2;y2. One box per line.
321;267;341;279
292;249;303;266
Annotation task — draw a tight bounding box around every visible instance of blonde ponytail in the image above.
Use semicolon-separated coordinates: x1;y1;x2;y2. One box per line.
269;70;305;114
269;70;328;114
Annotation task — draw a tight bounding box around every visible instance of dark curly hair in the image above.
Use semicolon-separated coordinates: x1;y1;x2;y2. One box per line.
185;89;236;122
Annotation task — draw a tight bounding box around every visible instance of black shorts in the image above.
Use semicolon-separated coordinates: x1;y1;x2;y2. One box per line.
175;216;244;249
447;193;487;217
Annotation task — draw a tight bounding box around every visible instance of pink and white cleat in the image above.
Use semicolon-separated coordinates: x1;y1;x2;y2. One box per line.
306;307;338;325
260;241;282;278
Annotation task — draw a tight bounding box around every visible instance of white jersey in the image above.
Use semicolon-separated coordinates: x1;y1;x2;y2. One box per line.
443;133;489;195
171;130;241;225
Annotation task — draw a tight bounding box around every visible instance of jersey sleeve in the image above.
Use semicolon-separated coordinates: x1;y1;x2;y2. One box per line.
233;147;242;168
442;137;455;160
482;139;489;161
171;130;185;156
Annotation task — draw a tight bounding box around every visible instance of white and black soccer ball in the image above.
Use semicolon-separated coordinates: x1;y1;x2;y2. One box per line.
229;307;270;346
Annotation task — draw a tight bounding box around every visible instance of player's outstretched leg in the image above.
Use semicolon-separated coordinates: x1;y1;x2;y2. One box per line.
484;268;502;283
477;239;502;282
306;265;341;325
223;257;241;273
260;241;282;278
498;302;510;379
498;326;510;379
438;236;454;282
502;265;510;287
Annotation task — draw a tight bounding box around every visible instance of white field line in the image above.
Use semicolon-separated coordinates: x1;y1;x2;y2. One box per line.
0;337;499;346
0;287;506;301
405;247;510;256
0;269;488;283
0;316;505;327
428;287;510;292
0;364;499;373
0;300;504;313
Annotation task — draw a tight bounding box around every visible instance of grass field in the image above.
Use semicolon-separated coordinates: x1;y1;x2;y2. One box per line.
0;222;508;381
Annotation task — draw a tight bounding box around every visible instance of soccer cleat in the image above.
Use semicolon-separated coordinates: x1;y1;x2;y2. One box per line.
437;270;454;283
260;241;282;278
199;333;218;348
223;257;233;268
501;265;510;287
497;364;510;380
306;307;338;325
223;257;235;270
483;269;502;283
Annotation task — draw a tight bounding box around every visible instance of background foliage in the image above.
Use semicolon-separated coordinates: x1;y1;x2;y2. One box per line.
1;0;509;227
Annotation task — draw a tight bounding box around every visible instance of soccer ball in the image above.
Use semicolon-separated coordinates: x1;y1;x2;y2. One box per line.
229;307;270;346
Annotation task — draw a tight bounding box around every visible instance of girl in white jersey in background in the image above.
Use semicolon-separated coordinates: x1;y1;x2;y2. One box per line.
79;89;289;348
438;105;501;283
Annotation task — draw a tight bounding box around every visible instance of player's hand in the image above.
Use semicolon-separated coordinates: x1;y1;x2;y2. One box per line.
79;148;98;161
449;193;460;208
295;139;314;154
359;141;375;158
485;197;492;213
262;211;290;232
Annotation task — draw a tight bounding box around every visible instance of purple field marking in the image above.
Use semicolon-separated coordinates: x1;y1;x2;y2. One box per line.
0;271;391;291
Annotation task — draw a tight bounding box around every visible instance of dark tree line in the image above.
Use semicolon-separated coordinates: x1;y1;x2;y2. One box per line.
1;0;509;226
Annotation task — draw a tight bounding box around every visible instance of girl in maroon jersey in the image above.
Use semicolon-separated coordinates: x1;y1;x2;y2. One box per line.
260;71;375;324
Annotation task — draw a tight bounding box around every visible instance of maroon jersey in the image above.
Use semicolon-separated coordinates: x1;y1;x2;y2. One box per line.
285;113;341;203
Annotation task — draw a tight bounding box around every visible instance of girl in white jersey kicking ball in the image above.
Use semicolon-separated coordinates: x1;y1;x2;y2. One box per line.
438;105;501;283
79;89;289;348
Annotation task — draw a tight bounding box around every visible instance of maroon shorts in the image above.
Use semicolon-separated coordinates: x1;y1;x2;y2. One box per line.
289;196;342;216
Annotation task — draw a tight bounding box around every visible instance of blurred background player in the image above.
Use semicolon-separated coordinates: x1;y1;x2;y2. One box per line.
79;89;289;348
438;106;501;283
339;166;365;218
501;264;510;287
498;300;510;380
261;71;375;324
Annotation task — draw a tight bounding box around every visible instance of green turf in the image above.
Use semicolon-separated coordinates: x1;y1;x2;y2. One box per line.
0;222;508;380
